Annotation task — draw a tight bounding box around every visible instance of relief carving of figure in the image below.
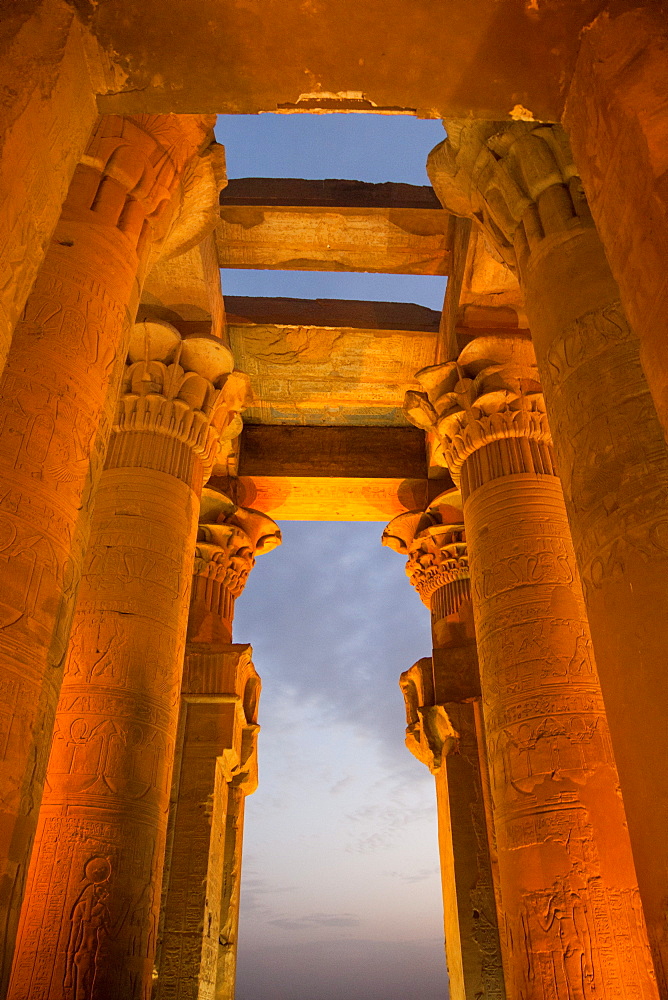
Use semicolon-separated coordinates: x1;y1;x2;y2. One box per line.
64;857;113;1000
520;877;595;1000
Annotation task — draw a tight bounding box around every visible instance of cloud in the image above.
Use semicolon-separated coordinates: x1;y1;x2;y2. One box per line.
329;775;354;795
385;866;440;884
235;521;432;769
269;911;361;931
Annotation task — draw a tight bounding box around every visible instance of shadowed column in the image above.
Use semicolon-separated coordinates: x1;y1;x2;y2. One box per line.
157;489;280;1000
428;122;668;987
8;322;250;1000
384;497;506;1000
405;332;658;1000
0;112;223;986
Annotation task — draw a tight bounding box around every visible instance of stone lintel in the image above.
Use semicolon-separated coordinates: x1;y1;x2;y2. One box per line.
210;472;449;522
217;179;453;275
226;296;441;427
210;425;453;520
239;425;428;478
220;178;443;210
225;295;441;333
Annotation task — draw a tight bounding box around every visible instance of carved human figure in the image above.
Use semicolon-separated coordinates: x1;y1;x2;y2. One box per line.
427;123;668;984
64;858;115;1000
404;333;658;1000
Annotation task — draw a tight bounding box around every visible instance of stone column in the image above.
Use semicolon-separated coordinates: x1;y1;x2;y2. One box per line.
0;2;99;375
0;112;223;986
563;7;668;444
216;782;250;1000
427;122;668;988
7;324;250;1000
157;489;280;1000
383;498;506;1000
405;333;658;1000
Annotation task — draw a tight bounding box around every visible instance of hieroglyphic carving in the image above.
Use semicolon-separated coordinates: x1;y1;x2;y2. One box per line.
389;496;507;1000
427;123;668;979
399;657;505;1000
154;486;274;998
401;330;657;996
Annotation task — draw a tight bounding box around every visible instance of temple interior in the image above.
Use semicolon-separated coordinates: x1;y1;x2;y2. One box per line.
1;1;668;998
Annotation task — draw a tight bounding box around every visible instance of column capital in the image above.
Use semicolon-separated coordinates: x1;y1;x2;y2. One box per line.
399;659;458;773
108;320;252;477
195;487;282;598
187;488;281;646
403;332;553;488
427;120;593;276
383;492;467;607
66;114;218;257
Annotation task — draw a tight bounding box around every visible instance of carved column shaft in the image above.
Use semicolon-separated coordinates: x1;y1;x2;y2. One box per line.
386;502;506;1000
158;646;259;1000
0;112;219;985
215;784;246;1000
8;327;246;999
156;492;279;1000
405;334;658;1000
428;123;668;985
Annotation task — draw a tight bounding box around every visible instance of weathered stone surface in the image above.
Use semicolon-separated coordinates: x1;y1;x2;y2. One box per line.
226;296;439;426
158;646;261;1000
156;489;276;1000
78;0;642;121
0;113;217;990
0;0;99;380
218;179;450;275
8;322;247;1000
564;8;668;445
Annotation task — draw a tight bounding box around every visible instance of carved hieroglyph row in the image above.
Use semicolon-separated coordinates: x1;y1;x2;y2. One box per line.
156;490;278;1000
158;646;261;1000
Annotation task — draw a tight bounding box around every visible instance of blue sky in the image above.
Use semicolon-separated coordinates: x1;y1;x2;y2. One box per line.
214;113;449;1000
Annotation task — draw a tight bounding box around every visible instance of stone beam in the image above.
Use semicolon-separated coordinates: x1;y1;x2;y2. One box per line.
239;425;427;478
225;295;440;426
216;179;452;275
210;426;451;520
87;0;644;122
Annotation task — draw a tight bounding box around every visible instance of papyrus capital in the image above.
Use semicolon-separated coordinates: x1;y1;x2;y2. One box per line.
427;120;592;275
403;332;553;485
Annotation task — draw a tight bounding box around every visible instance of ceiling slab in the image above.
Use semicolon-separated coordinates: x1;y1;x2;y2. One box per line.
90;0;636;122
217;179;452;275
225;295;440;426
